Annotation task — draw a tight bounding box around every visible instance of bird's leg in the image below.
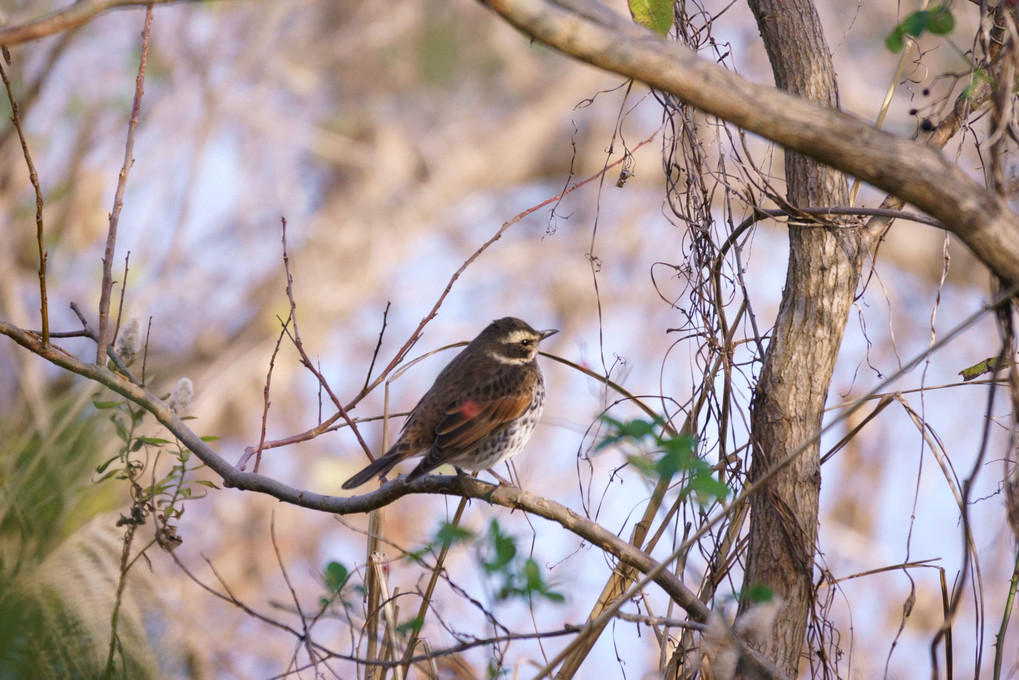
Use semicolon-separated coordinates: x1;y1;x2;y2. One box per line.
486;468;515;487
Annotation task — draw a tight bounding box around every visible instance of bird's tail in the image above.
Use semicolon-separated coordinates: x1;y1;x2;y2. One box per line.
341;451;404;490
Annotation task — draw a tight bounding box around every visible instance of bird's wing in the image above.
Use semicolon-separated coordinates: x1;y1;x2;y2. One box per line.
434;391;532;450
412;374;535;474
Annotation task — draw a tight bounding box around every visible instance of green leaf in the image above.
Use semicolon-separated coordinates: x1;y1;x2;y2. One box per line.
885;5;955;52
199;435;220;442
660;434;697;457
396;616;425;636
323;561;350;592
95;454;121;474
112;417;130;443
653;435;697;479
542;590;566;603
628;0;673;35
94;467;123;483
523;558;542;589
900;10;930;37
884;25;905;52
596;415;665;451
483;521;517;573
138;436;172;445
435;522;474;548
618;418;659;441
927;5;954;35
683;474;731;505
961;68;990;100
959;355;1012;381
625;453;657;478
654;449;682;480
91;399;120;410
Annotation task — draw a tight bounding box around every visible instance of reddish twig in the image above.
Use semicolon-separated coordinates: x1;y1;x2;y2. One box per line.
365;129;661;396
238;313;291;472
0;48;49;346
279;218;373;459
96;6;151;364
252;130;659;457
364;301;391;391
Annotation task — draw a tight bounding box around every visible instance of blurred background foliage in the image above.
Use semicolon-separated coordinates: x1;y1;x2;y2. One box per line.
0;390;178;679
0;0;1016;677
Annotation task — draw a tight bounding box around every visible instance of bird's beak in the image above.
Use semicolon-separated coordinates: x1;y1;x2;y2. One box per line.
539;329;559;341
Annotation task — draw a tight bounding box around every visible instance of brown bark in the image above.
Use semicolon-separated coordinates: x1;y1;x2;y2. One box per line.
737;0;863;676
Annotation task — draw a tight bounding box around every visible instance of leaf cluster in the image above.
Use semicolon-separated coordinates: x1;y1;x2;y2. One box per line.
480;520;564;603
885;5;955;52
597;416;729;505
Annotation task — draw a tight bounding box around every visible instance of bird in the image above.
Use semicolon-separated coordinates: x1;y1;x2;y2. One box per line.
342;317;557;489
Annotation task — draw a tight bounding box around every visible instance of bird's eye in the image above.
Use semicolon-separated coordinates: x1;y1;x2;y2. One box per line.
520;339;533;347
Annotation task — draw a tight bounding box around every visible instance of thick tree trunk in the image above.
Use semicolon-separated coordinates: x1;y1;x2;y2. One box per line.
738;0;864;676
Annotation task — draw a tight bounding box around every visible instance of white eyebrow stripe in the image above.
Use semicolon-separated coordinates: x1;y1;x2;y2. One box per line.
501;329;535;344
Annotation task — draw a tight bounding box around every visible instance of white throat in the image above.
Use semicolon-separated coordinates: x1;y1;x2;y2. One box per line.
486;349;531;365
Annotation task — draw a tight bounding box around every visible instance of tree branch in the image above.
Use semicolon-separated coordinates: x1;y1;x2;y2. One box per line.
0;316;786;678
0;0;184;47
478;0;1019;284
95;6;151;364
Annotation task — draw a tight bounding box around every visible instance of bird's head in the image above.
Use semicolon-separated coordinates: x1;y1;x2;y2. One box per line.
476;317;558;364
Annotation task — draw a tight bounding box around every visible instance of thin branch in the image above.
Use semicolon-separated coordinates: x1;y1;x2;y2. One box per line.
4;281;1016;680
96;6;151;364
364;302;390;391
360;129;661;401
0;0;184;47
0;49;49;346
761;205;942;228
112;251;131;347
270;513;319;677
278;218;372;459
68;301;139;383
399;497;470;673
238;313;290;472
252;134;658;455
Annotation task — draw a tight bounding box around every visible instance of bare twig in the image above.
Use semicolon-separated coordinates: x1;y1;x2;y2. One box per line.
104;516;140;675
399;497;470;674
0;49;48;346
364;302;391;391
171;545;582;671
0;31;76;151
0;0;183;47
363;129;660;397
270;513;320;678
96;6;151;364
68;301;139;383
112;251;131;346
278;218;372;460
239;313;291;472
253;141;656;456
